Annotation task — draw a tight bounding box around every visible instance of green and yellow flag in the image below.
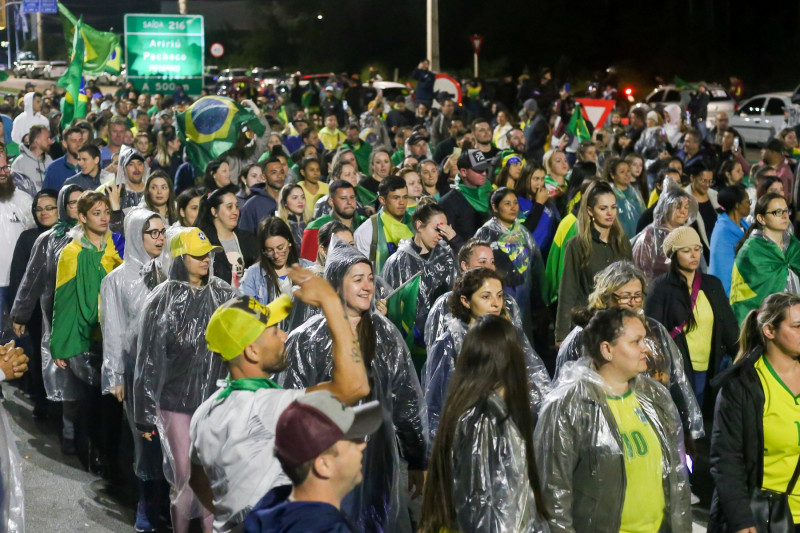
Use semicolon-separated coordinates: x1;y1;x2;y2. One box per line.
544;213;578;304
58;17;88;130
386;272;426;372
58;2;121;76
730;236;800;324
567;104;591;142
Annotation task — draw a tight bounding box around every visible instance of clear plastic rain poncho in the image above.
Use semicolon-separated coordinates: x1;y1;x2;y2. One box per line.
423;312;551;441
133;236;237;513
275;239;428;533
108;146;149;234
631;181;699;282
474;217;546;338
0;402;24;532
450;391;550;533
534;359;691;533
9;185;87;401
100;210;168;479
555;317;704;439
382;238;458;350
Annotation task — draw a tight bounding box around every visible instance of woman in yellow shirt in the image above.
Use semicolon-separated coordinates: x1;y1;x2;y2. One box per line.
710;292;800;533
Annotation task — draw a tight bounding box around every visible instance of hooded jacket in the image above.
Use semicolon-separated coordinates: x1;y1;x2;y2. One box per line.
104;146;148;234
10;185;85;400
275;239;427;533
238;184;278;234
11;92;49;144
133;246;236;430
534;359;691;533
100;209;167;394
11;142;52;191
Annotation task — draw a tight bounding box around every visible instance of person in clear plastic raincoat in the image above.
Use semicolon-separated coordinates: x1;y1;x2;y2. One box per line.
535;307;691;533
0;341;29;533
241;217;315;334
474;187;547;343
423;267;551;441
10;185;83;411
133;227;237;533
554;261;704;443
631;179;699;282
424;238;523;351
100;209;169;530
276;238;427;533
104;145;149;234
381;203;459;372
419;315;550;533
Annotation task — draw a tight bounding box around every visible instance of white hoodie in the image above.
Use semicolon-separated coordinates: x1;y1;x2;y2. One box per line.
11;142;52;190
11;92;50;144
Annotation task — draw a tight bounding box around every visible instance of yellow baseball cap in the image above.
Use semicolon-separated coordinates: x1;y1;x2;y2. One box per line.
206;295;293;360
169;227;222;258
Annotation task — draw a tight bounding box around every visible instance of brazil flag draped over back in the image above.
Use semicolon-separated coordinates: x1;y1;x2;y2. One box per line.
386;273;426;372
58;18;87;129
58;2;120;76
729;235;800;324
176;96;267;174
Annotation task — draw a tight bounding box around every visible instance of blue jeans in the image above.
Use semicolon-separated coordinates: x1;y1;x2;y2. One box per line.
692;370;707;406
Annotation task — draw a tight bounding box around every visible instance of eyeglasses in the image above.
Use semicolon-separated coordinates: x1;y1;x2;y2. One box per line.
66;200;79;207
613;292;644;304
34;206;58;213
695;178;713;185
767;208;791;217
0;165;9;173
143;228;167;239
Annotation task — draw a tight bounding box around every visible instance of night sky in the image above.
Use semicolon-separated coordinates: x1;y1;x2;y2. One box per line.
39;0;800;95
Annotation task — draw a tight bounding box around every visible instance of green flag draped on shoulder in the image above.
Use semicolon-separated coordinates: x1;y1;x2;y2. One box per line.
57;2;120;76
176;95;266;174
544;214;578;304
58;17;87;130
567;104;591;142
386;273;425;371
730;235;800;324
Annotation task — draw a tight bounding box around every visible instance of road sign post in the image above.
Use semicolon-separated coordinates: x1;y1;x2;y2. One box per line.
125;14;204;95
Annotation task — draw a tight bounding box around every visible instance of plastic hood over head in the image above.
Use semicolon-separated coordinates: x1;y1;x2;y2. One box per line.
653;180;698;227
323;235;371;292
116;144;150;187
123;209;166;267
58;184;83;221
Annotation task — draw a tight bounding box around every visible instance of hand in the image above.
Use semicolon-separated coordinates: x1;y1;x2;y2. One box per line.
376;299;387;316
55;359;68;370
111;385;124;403
436;223;457;241
0;342;28;379
141;431;155;442
417;62;425;69
364;206;376;216
289;265;338;308
408;470;426;499
106;183;121;211
618;137;631;148
12;322;26;337
534;186;550;205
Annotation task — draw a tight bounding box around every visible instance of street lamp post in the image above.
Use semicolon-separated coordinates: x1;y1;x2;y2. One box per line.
426;0;439;71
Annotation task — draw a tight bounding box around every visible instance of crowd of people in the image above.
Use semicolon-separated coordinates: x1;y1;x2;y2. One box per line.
0;61;799;533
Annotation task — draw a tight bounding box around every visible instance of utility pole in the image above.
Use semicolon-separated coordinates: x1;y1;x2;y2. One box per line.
426;0;439;71
36;11;42;60
178;0;187;14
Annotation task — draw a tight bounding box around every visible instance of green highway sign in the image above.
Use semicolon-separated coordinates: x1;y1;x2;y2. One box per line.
124;14;204;95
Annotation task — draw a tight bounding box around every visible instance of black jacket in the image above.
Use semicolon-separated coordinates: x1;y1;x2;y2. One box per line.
437;188;490;253
707;348;765;533
645;271;738;387
207;227;259;286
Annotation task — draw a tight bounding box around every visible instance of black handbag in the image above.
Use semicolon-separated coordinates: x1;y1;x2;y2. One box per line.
750;455;800;533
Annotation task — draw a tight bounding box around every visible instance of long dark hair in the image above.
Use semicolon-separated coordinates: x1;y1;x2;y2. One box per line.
420;315;545;531
565;160;598;212
576;181;631;268
624;152;649;202
448;267;505;323
143;169;178;224
197;184;238;244
514;159;544;200
735;192;783;254
256;216;300;293
202;158;227;190
176;185;207;226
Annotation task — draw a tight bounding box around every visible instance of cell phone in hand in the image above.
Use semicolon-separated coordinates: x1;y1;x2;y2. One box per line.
733;137;740;151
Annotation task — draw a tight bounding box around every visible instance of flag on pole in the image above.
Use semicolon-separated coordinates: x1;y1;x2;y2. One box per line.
176;95;266;174
57;2;120;75
567;103;591;142
385;272;426;371
58;17;87;130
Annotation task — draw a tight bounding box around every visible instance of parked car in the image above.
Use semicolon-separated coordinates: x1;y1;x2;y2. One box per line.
27;60;49;79
43;61;67;80
215;77;259;99
637;83;735;128
362;80;411;113
218;68;249;81
728;92;797;146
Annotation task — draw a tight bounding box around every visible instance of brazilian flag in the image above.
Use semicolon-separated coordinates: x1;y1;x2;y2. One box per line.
58;2;121;76
544;213;578;304
58;18;88;130
730;236;800;324
176;96;267;174
356;184;378;207
386;273;426;373
567;104;591;142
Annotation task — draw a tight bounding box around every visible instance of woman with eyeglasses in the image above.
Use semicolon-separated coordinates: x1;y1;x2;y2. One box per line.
100;209;169;532
646;226;738;405
730;192;800;324
241;217;314;333
8;188;59;417
556;261;704;442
